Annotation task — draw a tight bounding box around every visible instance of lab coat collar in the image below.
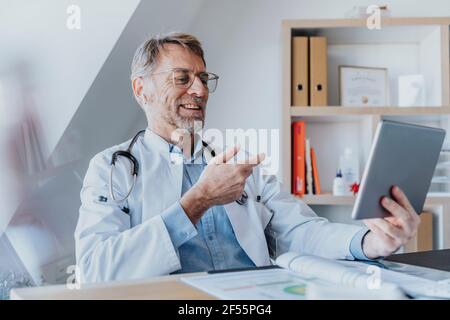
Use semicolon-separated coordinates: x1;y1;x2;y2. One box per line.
170;133;204;162
142;128;173;161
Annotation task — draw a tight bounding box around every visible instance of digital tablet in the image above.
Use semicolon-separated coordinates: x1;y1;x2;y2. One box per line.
352;120;445;220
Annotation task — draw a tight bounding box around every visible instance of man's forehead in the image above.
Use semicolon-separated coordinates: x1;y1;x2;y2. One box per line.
156;43;205;71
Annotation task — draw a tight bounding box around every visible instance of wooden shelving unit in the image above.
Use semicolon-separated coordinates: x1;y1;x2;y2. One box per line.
282;17;450;251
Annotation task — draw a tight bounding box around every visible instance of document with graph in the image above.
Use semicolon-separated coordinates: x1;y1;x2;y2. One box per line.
181;268;310;300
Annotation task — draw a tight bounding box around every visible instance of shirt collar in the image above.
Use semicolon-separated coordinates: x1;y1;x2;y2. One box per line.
170;133;205;164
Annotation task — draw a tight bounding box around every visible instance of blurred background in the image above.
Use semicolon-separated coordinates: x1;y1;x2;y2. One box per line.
1;0;449;299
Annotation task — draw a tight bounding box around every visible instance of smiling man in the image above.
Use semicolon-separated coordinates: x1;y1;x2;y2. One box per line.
74;33;420;283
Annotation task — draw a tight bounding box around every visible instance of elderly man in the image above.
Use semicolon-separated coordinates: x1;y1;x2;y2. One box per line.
74;33;420;283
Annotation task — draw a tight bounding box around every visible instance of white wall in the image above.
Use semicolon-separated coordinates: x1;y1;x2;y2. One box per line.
190;0;450;181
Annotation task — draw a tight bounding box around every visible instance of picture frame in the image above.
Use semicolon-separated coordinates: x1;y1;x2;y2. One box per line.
339;65;389;106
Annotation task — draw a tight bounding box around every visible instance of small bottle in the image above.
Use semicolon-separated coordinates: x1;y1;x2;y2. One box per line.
332;170;347;196
339;148;359;195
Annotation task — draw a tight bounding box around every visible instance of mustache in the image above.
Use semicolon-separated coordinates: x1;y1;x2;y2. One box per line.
176;96;207;107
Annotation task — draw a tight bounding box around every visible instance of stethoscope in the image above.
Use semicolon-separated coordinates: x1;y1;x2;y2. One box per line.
109;130;248;205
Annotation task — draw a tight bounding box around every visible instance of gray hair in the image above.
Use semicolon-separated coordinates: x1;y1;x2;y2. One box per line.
130;32;206;81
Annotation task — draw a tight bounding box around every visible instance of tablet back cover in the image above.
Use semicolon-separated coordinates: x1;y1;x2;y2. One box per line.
352;120;445;220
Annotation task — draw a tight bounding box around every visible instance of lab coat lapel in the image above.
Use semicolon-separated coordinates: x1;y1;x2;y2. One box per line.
140;130;183;219
224;201;271;266
205;143;270;266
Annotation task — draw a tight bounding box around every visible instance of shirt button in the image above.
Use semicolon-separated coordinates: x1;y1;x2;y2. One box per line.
208;235;214;241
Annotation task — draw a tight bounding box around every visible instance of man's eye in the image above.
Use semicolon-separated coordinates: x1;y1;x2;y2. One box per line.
175;75;190;84
199;74;209;84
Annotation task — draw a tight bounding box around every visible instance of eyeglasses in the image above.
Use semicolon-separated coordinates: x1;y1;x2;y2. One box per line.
150;68;219;93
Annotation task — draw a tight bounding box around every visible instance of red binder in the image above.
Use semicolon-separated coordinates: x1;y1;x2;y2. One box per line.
292;121;306;196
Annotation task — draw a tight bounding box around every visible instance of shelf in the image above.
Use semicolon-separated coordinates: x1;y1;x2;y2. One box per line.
299;194;356;205
297;193;450;206
290;107;450;117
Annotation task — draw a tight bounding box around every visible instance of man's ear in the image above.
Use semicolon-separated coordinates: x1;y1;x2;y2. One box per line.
132;77;150;105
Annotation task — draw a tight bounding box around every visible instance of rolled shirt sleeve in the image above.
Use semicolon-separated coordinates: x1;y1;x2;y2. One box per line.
349;228;374;261
161;201;198;248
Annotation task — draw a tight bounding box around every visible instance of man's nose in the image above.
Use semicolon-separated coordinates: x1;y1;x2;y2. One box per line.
187;75;208;97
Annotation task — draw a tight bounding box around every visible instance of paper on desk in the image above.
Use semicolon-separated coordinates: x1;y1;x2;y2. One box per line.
181;269;311;300
277;251;450;299
181;255;450;300
180;267;404;300
338;260;450;299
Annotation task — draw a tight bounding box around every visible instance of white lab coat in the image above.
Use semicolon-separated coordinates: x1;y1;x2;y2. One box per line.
75;129;363;283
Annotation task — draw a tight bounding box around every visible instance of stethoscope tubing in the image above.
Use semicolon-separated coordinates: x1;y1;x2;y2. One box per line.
108;130;248;205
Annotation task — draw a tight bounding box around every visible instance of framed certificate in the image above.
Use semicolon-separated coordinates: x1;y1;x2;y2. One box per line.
339;66;389;106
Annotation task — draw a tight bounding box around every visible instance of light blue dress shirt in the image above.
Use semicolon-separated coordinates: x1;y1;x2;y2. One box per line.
161;144;371;273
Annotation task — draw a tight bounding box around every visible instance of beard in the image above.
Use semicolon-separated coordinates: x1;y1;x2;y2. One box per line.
163;96;206;133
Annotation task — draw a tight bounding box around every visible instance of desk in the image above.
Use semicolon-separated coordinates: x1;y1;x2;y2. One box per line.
10;272;214;300
384;249;450;272
11;250;450;299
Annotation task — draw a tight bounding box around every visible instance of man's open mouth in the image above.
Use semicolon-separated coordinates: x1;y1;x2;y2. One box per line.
179;103;202;110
